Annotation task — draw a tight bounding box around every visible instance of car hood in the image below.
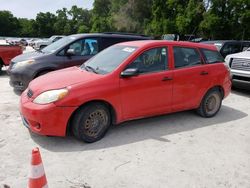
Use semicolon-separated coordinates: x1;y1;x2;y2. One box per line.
11;51;50;62
226;51;250;59
29;66;103;94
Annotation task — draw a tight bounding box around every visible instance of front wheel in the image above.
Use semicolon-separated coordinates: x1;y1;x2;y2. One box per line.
72;103;111;143
196;89;222;118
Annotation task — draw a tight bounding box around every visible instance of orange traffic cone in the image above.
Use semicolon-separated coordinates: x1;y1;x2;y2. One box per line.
28;147;48;188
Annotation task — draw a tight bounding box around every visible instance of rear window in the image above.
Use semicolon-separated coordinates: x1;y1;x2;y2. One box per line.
201;49;224;64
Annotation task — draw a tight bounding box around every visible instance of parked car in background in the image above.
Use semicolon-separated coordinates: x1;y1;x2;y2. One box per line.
0;44;22;71
6;38;28;46
8;33;152;90
225;47;250;83
27;38;39;47
201;40;250;58
20;40;231;143
33;35;65;49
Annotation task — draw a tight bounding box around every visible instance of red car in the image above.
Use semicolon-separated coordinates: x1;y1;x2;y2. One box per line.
20;41;231;142
0;45;22;71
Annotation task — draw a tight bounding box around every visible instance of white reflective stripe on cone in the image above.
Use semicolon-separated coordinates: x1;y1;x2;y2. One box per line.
29;163;45;179
42;184;48;188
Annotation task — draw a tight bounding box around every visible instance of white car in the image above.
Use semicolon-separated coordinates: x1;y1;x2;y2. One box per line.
225;48;250;82
33;35;65;49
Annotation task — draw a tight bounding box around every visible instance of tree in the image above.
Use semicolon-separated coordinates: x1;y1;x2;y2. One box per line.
0;11;20;36
68;5;91;33
35;12;57;37
112;0;153;33
91;0;113;32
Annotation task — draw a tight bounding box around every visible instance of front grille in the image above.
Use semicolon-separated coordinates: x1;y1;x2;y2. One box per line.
27;89;33;98
231;58;250;71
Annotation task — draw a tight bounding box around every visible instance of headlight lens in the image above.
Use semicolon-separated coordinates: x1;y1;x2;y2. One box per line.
13;60;35;69
33;89;68;104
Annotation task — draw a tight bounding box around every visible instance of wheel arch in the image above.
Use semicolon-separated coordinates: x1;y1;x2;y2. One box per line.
199;85;225;106
34;68;56;78
66;100;117;135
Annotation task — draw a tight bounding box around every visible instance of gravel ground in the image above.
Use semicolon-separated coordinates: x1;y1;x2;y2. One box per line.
0;66;250;188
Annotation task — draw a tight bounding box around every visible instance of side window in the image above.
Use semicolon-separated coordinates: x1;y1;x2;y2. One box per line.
173;46;201;68
221;43;241;56
127;47;168;74
201;49;224;64
67;38;99;56
242;43;250;51
101;37;125;49
53;37;62;43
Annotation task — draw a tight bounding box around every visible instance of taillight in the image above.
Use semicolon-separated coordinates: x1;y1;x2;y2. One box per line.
223;63;232;79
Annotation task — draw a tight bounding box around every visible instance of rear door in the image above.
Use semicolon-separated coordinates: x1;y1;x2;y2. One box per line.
171;45;211;111
120;46;173;119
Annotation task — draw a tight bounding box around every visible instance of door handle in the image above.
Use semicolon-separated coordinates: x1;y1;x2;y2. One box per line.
200;71;208;75
162;77;173;81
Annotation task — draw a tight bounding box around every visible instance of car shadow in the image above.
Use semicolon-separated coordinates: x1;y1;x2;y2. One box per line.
232;81;250;98
0;69;8;77
30;104;248;152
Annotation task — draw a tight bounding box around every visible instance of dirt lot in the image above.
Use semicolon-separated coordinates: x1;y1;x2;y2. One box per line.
0;68;250;188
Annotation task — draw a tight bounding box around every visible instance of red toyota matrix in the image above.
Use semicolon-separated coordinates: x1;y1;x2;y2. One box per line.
20;41;231;142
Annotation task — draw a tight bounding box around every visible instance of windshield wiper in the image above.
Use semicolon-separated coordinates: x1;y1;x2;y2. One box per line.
84;65;98;74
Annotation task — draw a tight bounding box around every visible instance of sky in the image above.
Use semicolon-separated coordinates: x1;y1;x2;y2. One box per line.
0;0;94;19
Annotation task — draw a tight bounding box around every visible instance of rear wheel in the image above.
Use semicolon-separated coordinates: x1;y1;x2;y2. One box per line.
197;89;222;118
72;103;111;143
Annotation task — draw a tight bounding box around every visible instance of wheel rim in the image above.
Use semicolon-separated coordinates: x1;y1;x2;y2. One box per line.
205;93;220;115
83;109;108;137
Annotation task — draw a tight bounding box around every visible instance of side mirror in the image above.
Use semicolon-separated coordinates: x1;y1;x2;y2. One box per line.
120;68;139;78
66;49;75;56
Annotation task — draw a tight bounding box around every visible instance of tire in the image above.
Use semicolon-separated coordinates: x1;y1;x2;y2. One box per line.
196;89;222;118
72;103;111;143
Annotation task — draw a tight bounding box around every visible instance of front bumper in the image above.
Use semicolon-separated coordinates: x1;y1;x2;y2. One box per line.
8;67;34;90
231;69;250;82
20;91;77;136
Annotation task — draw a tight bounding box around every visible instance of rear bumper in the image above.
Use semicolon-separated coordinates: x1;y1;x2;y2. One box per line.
20;91;77;136
223;79;232;98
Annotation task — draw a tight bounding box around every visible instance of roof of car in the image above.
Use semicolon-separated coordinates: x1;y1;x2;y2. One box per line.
202;40;250;44
69;33;152;39
117;40;218;50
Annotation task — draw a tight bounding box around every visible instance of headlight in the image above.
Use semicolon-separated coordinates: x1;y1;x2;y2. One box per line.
13;60;35;69
33;89;69;104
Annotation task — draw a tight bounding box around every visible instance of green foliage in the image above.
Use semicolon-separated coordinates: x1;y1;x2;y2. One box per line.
0;0;249;40
0;11;20;36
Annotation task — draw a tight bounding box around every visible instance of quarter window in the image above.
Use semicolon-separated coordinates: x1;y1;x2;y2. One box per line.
127;47;168;74
173;46;202;68
201;49;224;64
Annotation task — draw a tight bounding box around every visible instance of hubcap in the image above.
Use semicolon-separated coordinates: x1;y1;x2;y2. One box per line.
205;93;220;115
84;109;108;137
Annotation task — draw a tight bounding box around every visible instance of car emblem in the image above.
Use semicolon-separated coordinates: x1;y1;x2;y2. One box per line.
242;62;250;67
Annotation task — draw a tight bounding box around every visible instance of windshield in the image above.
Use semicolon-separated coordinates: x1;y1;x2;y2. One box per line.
48;36;57;41
81;45;138;74
41;36;76;53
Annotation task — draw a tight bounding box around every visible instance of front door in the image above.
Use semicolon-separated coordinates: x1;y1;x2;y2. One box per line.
120;46;173;119
60;38;99;68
